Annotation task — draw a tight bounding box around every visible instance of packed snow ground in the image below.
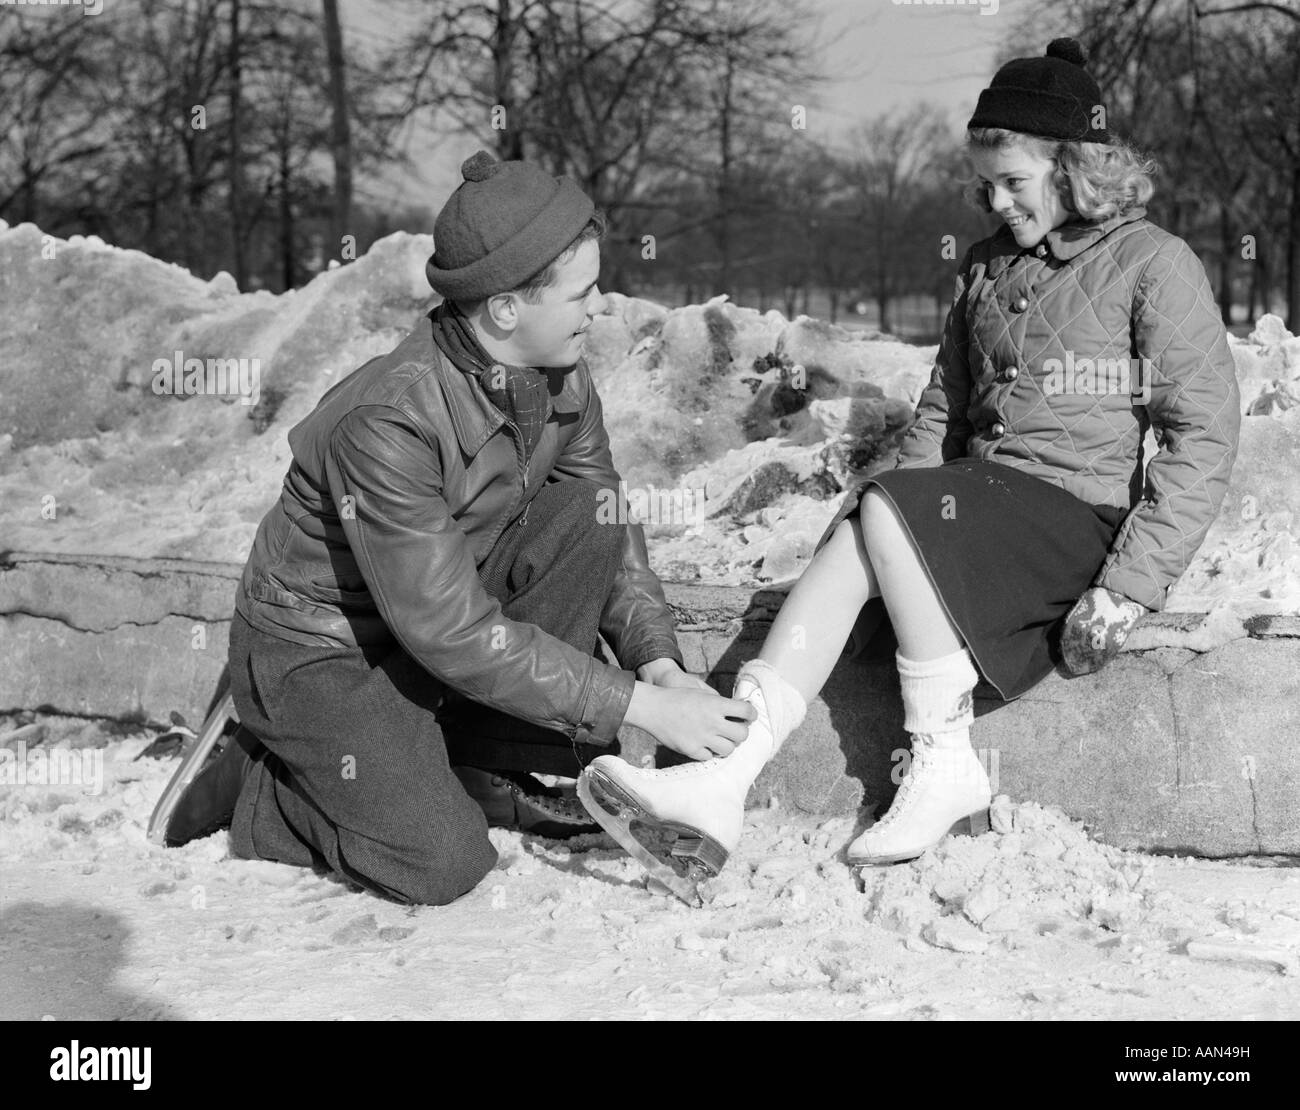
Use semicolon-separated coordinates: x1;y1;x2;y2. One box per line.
2;726;1297;1021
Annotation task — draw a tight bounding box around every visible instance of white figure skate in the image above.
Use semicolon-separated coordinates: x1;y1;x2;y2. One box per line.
578;660;804;904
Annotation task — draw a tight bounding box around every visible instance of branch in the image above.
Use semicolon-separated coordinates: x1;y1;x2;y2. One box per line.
1194;1;1300;19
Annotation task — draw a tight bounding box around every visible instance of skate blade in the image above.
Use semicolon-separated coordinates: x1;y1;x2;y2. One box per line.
146;692;239;847
576;768;719;907
848;807;992;871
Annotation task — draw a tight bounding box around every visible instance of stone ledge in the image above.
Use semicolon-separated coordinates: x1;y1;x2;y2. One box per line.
1;551;1296;856
1244;614;1300;638
0;550;239;632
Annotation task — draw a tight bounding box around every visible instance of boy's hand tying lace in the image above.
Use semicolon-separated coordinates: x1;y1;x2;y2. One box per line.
1061;587;1146;675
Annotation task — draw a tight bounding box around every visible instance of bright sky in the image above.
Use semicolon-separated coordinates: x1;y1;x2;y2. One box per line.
818;0;1019;141
345;0;1033;212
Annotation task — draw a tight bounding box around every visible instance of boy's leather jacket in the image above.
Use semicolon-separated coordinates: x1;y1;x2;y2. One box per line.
235;311;683;744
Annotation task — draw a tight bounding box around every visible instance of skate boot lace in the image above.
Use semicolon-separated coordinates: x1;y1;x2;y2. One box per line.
872;744;932;831
513;787;590;823
641;755;729;779
871;744;988;833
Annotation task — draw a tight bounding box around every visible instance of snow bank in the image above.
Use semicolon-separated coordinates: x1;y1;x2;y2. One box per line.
1;220;1296;612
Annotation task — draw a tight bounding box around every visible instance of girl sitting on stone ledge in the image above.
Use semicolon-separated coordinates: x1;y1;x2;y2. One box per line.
580;38;1241;894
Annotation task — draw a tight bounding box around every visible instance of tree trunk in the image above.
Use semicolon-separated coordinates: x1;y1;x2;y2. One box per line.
716;52;734;297
1219;202;1234;326
18;156;37;224
1288;162;1300;331
228;0;247;288
279;142;296;291
877;290;890;335
184;142;202;275
1247;252;1261;324
322;0;353;264
492;0;522;160
145;149;161;258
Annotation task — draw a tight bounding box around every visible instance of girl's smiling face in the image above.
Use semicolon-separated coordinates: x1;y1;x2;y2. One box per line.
970;143;1070;248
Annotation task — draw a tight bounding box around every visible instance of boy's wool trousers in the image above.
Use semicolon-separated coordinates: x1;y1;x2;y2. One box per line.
227;478;626;905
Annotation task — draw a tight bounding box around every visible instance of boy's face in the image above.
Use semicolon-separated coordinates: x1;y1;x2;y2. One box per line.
511;239;606;367
970;143;1069;249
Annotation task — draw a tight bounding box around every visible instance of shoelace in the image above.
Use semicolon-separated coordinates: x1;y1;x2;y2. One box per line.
872;745;987;832
871;744;933;831
516;789;590;823
630;755;728;779
497;777;592;824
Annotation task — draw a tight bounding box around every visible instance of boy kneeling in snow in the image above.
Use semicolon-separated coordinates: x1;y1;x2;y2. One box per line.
162;152;753;904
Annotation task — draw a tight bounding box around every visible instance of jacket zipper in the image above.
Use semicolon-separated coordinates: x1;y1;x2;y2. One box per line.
475;412;528;555
495;415;528;540
509;417;529;528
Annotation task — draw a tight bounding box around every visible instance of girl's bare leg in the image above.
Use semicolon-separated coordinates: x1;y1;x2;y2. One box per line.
858;488;962;660
576;516;878;896
844;487;987;867
575;489;967;893
759;515;879;703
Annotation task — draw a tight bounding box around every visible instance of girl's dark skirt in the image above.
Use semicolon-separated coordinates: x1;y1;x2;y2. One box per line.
818;458;1125;701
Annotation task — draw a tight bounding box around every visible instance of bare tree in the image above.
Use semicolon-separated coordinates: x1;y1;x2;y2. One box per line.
845;105;954;335
1015;0;1300;327
1197;1;1300;325
384;0;823;295
674;0;823;295
0;11;115;226
322;0;354;264
228;0;249;287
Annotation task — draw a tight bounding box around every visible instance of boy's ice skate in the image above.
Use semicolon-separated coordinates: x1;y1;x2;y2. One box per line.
452;766;599;839
578;660;806;905
847;741;991;867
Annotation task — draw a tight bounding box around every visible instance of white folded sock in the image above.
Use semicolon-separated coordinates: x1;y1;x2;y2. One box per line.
896;648;978;748
734;658;808;758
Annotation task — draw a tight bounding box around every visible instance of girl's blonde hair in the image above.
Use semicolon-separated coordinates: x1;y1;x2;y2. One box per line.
964;128;1157;221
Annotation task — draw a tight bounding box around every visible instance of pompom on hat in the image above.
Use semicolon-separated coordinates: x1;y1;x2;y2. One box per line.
426;151;595;301
967;38;1110;143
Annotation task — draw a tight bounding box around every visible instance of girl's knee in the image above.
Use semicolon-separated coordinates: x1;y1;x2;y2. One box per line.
857;488;894;536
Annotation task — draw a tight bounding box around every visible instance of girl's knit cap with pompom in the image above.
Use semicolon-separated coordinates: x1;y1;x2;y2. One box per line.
967;38;1110;143
426;150;594;302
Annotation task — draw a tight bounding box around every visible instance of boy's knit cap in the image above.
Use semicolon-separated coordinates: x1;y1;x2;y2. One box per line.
968;38;1110;144
426;151;594;301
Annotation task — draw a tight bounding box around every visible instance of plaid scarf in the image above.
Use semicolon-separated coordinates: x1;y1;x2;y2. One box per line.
430;301;556;463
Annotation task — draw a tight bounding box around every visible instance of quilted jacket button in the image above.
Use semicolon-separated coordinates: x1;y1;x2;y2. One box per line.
1012;296;1029;312
990;422;1006;439
1004;365;1019;381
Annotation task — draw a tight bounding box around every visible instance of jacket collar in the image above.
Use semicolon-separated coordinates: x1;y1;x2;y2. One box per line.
424;315;583;459
1044;206;1147;260
992;206;1148;263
